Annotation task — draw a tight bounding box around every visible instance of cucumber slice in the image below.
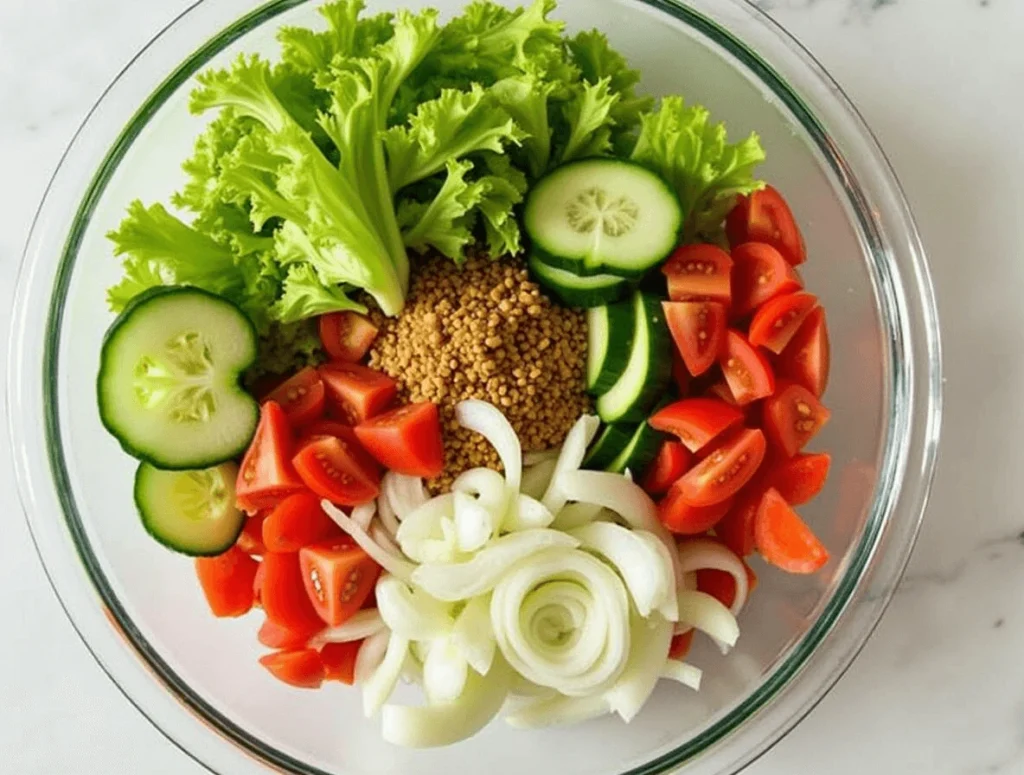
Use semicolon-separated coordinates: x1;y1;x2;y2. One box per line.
596;292;673;423
605;421;666;476
98;287;259;470
529;252;629;308
583;424;637;471
586;300;635;394
524;159;682;278
134;461;245;556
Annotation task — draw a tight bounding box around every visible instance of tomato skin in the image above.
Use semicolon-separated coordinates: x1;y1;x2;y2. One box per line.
766;453;831;506
258;618;321;650
293;437;381;506
730;242;803;317
321;641;362;684
661;244;733;304
195;547;259;618
663;301;728;377
659;481;734;534
676;428;766;507
236;515;267;556
319;312;379;363
260;552;326;634
236;402;306;514
668;630;695;661
649;398;743;454
318;363;397;425
262;491;345;553
299;423;382;483
749;292;818;354
354;402;445;479
754;488;829;573
299;542;381;627
259;649;326;690
641;441;693;496
715;485;766;557
265;368;326;428
696;561;759;610
763;382;831;458
727;186;807;266
720;331;776;405
777;306;830;398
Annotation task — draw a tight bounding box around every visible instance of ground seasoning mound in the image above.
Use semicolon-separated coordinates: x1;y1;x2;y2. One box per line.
368;254;590;490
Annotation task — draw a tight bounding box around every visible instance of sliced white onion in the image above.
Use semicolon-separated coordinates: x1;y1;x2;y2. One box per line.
504;493;555;532
351;502;375;531
322;501;416;583
571;523;675;620
456;400;522;492
520;457;559;501
661;660;703;691
423;637;469;704
354;629;391;685
376;575;453;641
523;448;561;466
453;490;496;553
370;523;403;556
637;532;684;622
676;590;740;652
676;538;750;616
363;634;410;717
491;548;631;697
551;502;606;532
376;493;401;540
395;494;456;564
604;614;674;723
452;595;496;676
506;692;610;729
554;470;662;535
413;529;579;602
453;467;507;511
541;414;601;515
382;471;429;520
309;610;386;647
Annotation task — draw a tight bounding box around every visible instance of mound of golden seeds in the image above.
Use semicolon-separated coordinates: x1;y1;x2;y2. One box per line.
368;254;590;491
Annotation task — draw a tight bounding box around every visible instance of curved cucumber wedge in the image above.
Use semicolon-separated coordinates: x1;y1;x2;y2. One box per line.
98;286;259;470
606;418;666;476
583;424;637;471
524;159;682;278
134;461;245;556
529;252;629;308
586;300;635;393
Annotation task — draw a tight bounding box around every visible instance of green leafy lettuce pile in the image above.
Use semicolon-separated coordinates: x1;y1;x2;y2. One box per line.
107;0;765;376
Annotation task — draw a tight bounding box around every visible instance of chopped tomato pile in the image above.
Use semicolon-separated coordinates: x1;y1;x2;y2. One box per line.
647;186;832;585
195;314;445;689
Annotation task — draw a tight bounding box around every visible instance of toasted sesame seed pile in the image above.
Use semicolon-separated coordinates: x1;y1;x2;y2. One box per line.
368;254;590;491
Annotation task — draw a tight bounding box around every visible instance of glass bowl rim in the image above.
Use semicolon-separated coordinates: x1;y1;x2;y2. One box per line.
7;0;943;773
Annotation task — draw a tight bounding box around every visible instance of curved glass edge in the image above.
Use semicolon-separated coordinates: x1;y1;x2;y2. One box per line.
7;0;942;774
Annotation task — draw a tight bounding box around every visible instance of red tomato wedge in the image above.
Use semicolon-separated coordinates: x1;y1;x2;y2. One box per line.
720;330;775;405
668;630;695;661
321;641;362;685
293;437;380;506
727;186;807;266
299;423;382;482
259;649;326;689
777;306;830;398
706;381;739;407
319;312;379;363
258;617;321;650
763;382;831;458
260;552;325;634
194;547;259;618
236;515;267;556
658;483;734;534
265;367;326;428
663;301;727;377
299;542;381;627
649;398;743;454
676;428;766;507
754;489;829;573
696;562;759;610
715;485;766;557
766;453;831;506
253;562;266;607
661;244;733;304
730;242;803;317
641;441;693;496
749;292;818;354
262;491;344;553
318;363;397;425
236;401;306;514
354;402;445;479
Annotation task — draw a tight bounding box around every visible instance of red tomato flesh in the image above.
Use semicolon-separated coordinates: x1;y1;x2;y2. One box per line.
763;382;831;458
262;491;344;553
293;437;380;506
299;423;382;482
730;242;803;318
260;551;325;634
195;547;259;618
319;312;379;363
236;401;306;514
720;331;776;405
258;617;322;650
318;363;397;425
663;301;727;377
777;306;830;398
715;485;766;558
668;630;695;661
766;453;831;506
299;542;381;627
354;402;445;479
640;441;693;496
265;367;326;428
659;485;734;534
259;649;326;689
321;641;362;685
749;292;818;354
649;398;743;454
661;244;733;304
754;488;829;573
696;562;759;610
236;515;267;556
727;186;807;266
676;428;766;507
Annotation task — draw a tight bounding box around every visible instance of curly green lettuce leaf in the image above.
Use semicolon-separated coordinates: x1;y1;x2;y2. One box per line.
272;263;366;324
277;0;394;75
567;30;652;135
490;75;556;178
248;319;325;382
397;159;482;259
631;97;766;239
557;77;619;163
472;152;527;256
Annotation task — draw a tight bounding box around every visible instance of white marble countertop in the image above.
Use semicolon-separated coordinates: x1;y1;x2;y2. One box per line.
1;0;1020;773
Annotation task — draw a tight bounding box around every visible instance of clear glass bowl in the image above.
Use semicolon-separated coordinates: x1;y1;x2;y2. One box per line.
7;0;941;773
